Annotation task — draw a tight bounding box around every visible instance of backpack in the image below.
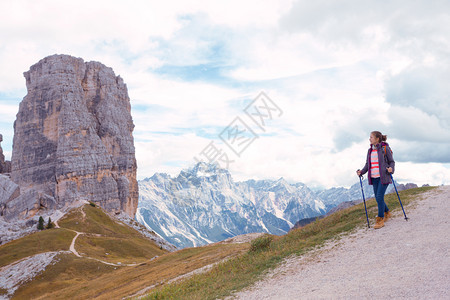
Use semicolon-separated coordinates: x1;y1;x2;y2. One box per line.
381;142;393;163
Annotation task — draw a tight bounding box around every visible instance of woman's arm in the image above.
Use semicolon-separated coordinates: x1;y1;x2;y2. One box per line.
359;150;369;176
386;145;395;174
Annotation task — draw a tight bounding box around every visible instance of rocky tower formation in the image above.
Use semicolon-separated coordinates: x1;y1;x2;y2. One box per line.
0;134;12;174
11;54;138;217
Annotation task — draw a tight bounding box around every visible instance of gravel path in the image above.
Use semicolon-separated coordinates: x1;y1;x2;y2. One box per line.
232;186;450;299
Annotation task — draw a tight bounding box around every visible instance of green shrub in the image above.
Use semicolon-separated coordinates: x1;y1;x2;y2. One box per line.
37;216;45;230
46;217;54;229
89;201;96;207
249;235;273;252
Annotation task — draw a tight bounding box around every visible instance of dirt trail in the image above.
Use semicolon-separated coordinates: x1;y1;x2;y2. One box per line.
66;229;140;267
232;186;450;299
69;231;82;258
65;207;140;267
80;206;86;219
53;220;60;228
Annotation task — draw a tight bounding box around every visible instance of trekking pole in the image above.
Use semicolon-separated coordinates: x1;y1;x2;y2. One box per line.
388;172;409;221
357;172;370;228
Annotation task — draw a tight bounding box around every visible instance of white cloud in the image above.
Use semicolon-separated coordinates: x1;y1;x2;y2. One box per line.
384;66;450;125
135;133;212;179
393;162;450;186
0;103;19;122
0;0;449;188
387;106;450;143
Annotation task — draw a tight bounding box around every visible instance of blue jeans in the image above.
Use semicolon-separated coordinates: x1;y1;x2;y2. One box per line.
372;177;389;218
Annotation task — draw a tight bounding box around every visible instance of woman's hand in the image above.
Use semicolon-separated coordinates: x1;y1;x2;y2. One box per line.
386;167;393;173
356;170;362;177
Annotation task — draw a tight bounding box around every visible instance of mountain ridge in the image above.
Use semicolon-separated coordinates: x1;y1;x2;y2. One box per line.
137;162;422;248
138;162;327;248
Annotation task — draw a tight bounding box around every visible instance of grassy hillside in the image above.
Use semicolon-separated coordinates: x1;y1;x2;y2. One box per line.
12;242;248;299
143;186;437;299
59;203;140;236
57;204;165;264
1;203;248;299
0;228;75;268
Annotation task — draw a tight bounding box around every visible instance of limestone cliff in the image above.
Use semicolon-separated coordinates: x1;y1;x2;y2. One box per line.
0;134;11;174
10;54;138;218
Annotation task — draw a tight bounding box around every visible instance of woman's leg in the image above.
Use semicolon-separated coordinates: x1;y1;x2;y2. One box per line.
374;179;389;218
372;177;382;217
372;177;379;198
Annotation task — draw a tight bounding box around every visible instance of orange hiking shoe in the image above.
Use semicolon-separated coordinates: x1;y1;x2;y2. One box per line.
374;217;385;229
384;211;392;222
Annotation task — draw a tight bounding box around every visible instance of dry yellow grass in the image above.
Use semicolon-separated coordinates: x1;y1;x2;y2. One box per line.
0;228;75;268
4;204;248;299
12;242;248;299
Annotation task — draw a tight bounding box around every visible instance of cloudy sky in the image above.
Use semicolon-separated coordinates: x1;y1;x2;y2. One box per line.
0;0;449;188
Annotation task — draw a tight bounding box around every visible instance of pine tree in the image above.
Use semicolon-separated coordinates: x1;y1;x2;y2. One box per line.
37;216;44;230
46;217;53;229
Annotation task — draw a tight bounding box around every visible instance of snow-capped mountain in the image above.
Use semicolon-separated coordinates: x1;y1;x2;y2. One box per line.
316;179;397;211
316;180;373;211
136;162;327;249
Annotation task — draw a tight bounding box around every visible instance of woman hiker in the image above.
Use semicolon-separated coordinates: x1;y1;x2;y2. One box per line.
357;131;395;229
